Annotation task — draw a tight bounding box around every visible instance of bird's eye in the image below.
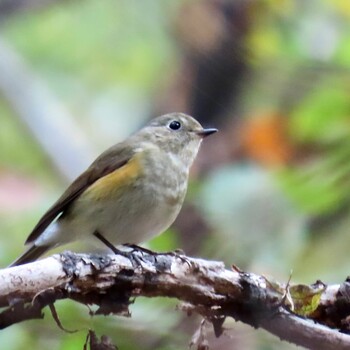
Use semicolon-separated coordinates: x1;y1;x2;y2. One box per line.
168;120;182;130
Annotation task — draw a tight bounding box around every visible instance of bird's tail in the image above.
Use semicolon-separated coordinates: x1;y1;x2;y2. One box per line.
9;245;50;267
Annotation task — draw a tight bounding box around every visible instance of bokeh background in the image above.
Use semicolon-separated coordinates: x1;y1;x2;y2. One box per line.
1;0;350;349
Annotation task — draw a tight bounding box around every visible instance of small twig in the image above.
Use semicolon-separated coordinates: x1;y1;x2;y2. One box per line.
48;303;78;333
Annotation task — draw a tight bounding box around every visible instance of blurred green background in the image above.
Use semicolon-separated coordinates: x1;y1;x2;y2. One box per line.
1;0;350;349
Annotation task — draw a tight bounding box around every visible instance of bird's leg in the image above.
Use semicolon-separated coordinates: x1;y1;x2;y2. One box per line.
93;231;142;267
93;233;191;268
122;243;160;265
124;244;185;256
93;231;120;254
123;244;155;255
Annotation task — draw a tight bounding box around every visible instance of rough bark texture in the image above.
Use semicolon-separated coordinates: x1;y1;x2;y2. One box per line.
1;251;350;349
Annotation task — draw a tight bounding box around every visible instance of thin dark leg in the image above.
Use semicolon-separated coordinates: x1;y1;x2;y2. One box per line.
93;231;121;254
93;231;145;267
123;244;155;255
124;243;191;267
124;244;186;256
93;231;190;269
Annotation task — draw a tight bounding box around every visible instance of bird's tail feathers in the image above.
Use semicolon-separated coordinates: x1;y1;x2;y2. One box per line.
9;245;50;267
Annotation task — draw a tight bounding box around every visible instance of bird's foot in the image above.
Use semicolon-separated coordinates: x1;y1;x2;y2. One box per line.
123;244;192;268
93;231;144;268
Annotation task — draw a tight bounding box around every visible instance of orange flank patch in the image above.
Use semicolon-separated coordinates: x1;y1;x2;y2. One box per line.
84;155;143;201
242;113;294;167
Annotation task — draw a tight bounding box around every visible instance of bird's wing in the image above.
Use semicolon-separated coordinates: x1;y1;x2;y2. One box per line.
25;143;134;244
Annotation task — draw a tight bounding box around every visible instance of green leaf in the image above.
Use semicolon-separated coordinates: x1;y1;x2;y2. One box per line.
289;282;325;316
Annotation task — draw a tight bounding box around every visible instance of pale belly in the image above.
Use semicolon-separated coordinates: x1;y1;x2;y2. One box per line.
53;182;184;246
35;149;189;248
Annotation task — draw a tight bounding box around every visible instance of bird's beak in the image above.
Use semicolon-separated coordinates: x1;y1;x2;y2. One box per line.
195;128;218;138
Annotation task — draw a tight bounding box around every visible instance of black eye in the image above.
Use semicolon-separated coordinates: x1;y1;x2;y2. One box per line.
168;120;181;130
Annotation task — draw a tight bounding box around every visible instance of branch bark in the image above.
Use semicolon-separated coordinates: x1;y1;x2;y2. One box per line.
0;251;349;349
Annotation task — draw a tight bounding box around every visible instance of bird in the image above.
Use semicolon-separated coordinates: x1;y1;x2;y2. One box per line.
10;112;217;266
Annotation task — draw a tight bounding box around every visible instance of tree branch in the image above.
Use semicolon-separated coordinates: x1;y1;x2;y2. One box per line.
0;251;350;349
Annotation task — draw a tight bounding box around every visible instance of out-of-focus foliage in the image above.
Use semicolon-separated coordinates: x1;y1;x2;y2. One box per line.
1;0;350;349
0;101;49;177
4;1;176;88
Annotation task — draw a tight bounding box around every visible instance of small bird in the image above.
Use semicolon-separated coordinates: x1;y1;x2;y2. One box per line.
10;113;217;266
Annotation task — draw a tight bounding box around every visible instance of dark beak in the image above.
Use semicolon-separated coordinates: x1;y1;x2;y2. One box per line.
196;128;218;138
